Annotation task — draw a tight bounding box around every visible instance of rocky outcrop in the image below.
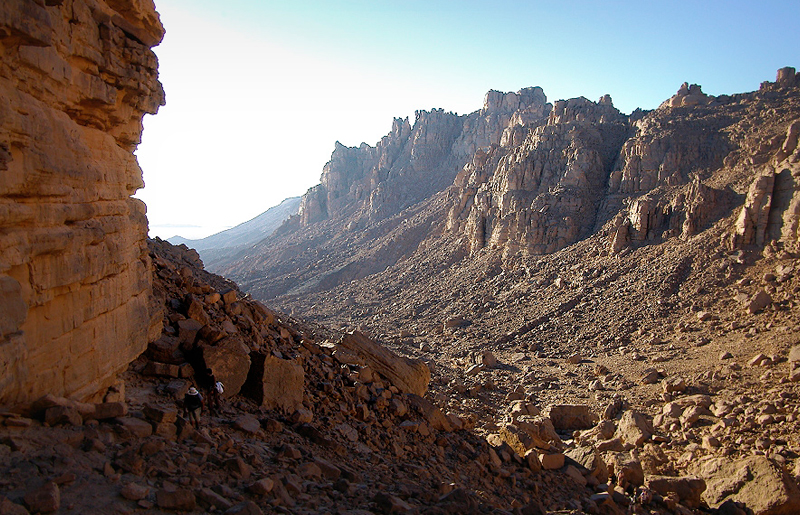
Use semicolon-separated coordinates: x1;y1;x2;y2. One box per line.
294;88;551;230
0;0;164;407
221;68;800;305
663;82;713;108
447;95;628;255
607;105;732;197
734;172;776;247
733;113;800;251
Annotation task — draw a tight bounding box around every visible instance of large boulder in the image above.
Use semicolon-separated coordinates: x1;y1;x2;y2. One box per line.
336;331;430;395
646;475;706;509
565;445;608;483
615;411;653;447
406;394;452;432
693;455;800;515
198;337;251;399
241;353;304;412
499;416;561;456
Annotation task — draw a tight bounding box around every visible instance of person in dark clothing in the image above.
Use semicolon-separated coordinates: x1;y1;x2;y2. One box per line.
205;368;221;416
183;387;203;428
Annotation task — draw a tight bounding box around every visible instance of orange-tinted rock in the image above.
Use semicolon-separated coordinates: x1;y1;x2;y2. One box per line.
0;0;164;407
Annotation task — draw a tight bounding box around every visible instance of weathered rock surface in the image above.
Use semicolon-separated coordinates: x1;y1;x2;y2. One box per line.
242;353;304;412
646;475;706;509
694;455;800;515
337;330;430;396
448;95;627;255
0;0;164;407
198;337;251;398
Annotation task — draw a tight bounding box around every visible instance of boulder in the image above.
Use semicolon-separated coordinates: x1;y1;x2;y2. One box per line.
241;353;304;412
233;414;261;434
518;416;561;448
545;404;598;430
789;345;800;381
337;331;430;396
694;455;800;514
186;296;211;325
500;423;544;456
540;453;565;470
89;402;128;421
143;404;177;424
120;483;150;501
566;445;608;483
221;289;238;305
789;345;800;364
499;416;560;456
177;319;203;348
44;406;82;427
116;417;154;438
509;400;540;421
0;496;29;515
616;411;653;446
199;337;251;399
196;488;233;511
746;290;772;314
646;475;706;509
481;351;498;368
148;335;184;363
143;361;181;378
407;394;452;432
610;453;644;487
524;449;542;473
23;482;60;514
248;478;274;496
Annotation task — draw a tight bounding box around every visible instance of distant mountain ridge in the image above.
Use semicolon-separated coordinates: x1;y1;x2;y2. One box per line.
167;196;301;270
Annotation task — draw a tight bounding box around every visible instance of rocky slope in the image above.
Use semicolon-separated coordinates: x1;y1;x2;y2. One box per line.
0;239;601;514
214;68;800;514
0;0;164;406
217;88;554;299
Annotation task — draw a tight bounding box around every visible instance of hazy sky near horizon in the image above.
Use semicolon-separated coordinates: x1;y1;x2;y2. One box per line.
136;0;800;240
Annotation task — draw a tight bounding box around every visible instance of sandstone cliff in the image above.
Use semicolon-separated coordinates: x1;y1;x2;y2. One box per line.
0;0;164;407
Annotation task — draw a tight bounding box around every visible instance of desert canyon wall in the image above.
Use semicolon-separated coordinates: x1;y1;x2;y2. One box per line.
0;0;164;407
220;69;800;303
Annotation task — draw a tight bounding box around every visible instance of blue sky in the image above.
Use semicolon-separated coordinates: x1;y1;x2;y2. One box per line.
136;0;800;239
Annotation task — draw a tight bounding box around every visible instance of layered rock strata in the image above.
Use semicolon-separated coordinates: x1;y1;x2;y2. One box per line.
0;0;164;407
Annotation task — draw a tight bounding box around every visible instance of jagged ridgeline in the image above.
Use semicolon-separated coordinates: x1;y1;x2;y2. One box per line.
216;69;800;302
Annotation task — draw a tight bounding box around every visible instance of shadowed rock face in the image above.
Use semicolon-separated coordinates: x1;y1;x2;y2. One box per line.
0;0;164;407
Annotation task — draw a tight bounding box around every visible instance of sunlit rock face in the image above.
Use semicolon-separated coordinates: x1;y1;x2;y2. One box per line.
0;0;164;407
297;88;551;228
447;95;628;255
